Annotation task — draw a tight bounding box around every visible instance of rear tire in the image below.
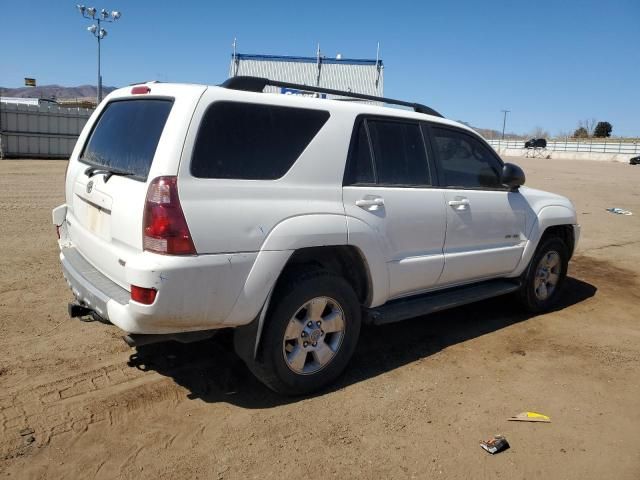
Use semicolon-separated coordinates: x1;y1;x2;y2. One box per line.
243;270;361;395
518;236;569;313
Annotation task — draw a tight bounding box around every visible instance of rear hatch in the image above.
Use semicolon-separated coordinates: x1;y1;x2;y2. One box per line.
64;83;206;290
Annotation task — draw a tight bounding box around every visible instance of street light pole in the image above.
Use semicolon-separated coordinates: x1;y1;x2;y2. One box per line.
97;16;102;103
501;109;510;140
76;5;121;105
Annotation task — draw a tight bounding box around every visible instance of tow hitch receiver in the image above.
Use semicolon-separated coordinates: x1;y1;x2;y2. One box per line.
68;302;93;318
68;302;110;324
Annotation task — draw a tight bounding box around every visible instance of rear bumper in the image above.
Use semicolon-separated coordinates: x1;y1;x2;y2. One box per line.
59;245;259;335
61;247;128;321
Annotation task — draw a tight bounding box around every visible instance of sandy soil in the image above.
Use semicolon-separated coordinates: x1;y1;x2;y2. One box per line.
1;157;639;479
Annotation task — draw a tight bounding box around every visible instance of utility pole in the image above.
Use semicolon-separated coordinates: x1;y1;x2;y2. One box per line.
501;109;510;140
76;5;122;105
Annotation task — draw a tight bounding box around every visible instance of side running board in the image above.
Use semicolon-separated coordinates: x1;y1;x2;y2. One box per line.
364;279;521;326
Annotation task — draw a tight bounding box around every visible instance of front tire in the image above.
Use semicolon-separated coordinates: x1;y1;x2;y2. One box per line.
518;236;569;312
245;270;361;395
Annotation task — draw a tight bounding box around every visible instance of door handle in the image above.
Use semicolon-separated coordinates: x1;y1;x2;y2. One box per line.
448;198;470;210
356;197;385;210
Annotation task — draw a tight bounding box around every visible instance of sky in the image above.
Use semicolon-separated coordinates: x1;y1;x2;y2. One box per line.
1;0;638;137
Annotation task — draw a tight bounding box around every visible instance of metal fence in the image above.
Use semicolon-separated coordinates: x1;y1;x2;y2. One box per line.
0;102;94;159
487;139;640;155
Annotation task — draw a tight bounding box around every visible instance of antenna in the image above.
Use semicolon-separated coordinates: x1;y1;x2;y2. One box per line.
316;42;322;86
231;37;239;77
375;41;382;90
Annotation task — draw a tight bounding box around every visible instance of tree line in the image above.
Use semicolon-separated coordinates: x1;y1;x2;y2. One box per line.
573;119;612;138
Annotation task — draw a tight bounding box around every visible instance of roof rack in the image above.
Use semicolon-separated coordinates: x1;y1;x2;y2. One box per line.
220;76;444;118
128;80;161;86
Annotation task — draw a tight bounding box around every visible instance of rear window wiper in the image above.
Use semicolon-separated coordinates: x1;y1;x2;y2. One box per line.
84;166;136;183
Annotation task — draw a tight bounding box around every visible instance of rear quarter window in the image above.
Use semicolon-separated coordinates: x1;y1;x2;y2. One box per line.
80;99;173;179
191;102;330;180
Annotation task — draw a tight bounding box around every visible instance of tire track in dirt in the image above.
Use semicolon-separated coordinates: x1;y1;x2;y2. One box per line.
2;255;636;461
0;360;183;459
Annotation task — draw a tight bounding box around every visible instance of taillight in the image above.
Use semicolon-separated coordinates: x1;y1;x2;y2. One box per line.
143;176;196;255
131;285;157;304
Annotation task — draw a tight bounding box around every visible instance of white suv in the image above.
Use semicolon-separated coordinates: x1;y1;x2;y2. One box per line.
53;77;580;394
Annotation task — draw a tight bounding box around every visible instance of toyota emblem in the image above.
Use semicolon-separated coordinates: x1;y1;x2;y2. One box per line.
86;181;93;194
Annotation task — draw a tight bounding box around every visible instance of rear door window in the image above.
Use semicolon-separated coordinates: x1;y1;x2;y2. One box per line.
367;120;431;186
344;118;431;187
81;99;173;179
191;102;330;180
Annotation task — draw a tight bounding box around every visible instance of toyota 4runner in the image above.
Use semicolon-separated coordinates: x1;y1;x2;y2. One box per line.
53;77;580;394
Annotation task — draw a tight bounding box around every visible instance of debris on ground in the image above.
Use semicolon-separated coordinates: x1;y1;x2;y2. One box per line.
508;411;551;423
606;208;633;216
19;427;36;445
480;435;510;454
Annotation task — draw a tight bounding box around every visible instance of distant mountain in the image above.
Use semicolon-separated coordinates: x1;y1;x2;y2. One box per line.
0;84;118;100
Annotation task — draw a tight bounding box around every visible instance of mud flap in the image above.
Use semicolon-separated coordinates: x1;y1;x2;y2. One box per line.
233;286;275;362
233;314;261;363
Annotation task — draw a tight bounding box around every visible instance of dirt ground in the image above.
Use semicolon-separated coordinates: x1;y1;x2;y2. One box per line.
1;157;639;479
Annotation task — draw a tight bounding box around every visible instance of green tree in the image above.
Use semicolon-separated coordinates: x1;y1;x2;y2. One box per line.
593;121;612;138
573;126;589;138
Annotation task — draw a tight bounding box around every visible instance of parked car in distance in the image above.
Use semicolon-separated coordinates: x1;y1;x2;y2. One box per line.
525;138;547;149
53;77;580;395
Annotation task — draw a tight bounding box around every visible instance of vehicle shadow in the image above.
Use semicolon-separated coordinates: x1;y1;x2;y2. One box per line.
127;276;596;408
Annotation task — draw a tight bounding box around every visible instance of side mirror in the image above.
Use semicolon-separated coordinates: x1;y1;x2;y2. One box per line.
501;163;525;190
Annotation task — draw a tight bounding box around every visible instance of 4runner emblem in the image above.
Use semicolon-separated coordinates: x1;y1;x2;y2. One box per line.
86;181;93;194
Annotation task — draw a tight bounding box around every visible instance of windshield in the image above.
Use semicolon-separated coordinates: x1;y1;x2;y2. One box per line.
80;99;173;179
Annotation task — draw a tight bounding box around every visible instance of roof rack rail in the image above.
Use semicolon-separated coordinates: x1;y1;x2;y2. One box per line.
128;80;161;86
220;76;444;118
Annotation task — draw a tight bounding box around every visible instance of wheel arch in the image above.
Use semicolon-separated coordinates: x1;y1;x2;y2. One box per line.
513;205;578;276
275;245;373;305
234;244;374;362
541;224;575;257
225;214;350;328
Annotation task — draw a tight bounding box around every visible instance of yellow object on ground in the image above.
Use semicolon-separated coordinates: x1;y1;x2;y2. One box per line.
508;411;552;422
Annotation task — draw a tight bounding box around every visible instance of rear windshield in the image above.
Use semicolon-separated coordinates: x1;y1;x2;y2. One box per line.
80;99;173;179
